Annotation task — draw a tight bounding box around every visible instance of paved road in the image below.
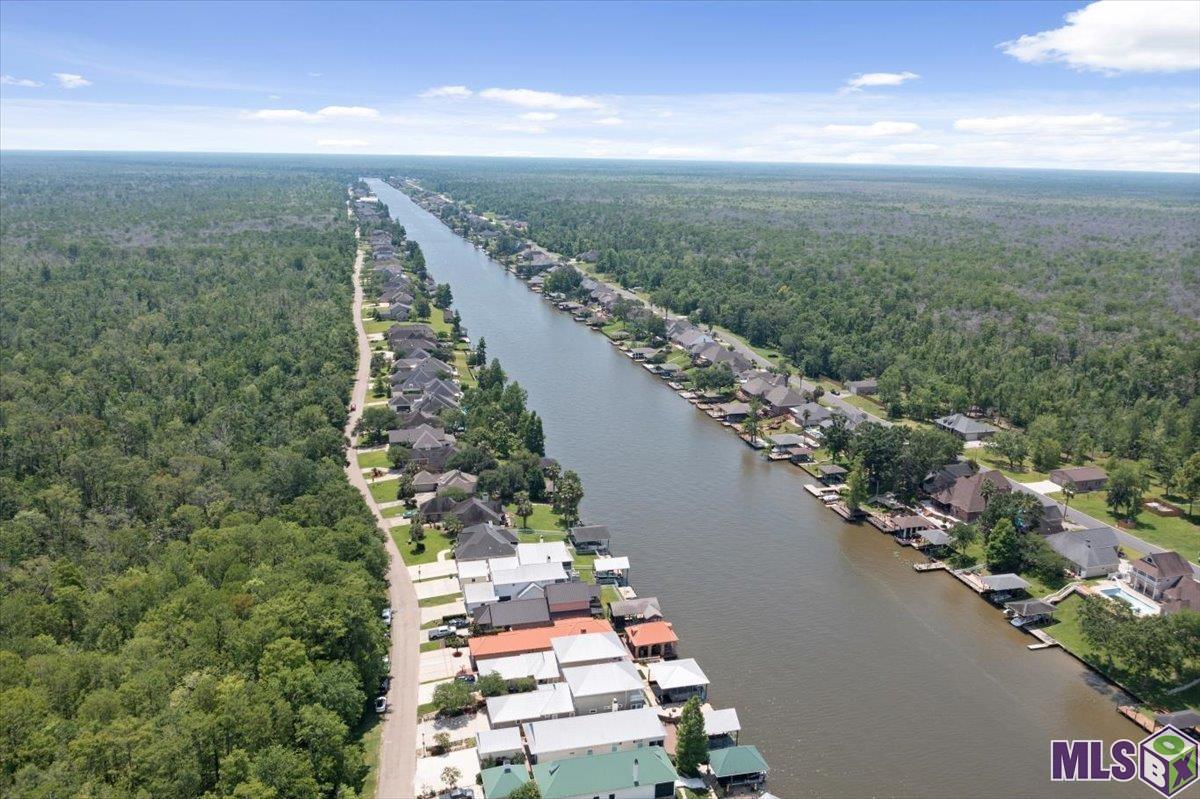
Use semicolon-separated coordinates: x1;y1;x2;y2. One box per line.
342;233;419;798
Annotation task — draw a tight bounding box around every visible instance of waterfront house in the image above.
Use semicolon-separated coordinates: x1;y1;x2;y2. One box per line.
761;385;807;416
454;497;507;526
816;464;848;485
1161;578;1200;615
517;541;574;570
922;460;975;496
562;660;647;714
624;621;678;661
931;469;1009;522
568;524;610;554
523;707;666;764
474;597;553;632
492;562;569;601
487;682;575;729
456;523;519;562
767;433;812;462
388;423;454;447
481;764;528;798
792;402;833;428
708;745;770;793
933;413;998;442
1049;466;1109;493
464;581;500;613
532;747;678;799
847;378;878;396
551;631;630;668
456;559;491;584
475;650;562;684
545;582;601;617
593;555;631;586
383;302;411;321
702;707;742;748
608;597;664;627
890;514;937;539
1044;528;1119;578
435;468;478;496
477;732;526;769
1129;551;1193;600
648;658;709;704
716;401;751;422
469;618;615;662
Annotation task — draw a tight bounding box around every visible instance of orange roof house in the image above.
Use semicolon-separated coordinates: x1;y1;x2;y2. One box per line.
624;620;678;661
468;617;613;662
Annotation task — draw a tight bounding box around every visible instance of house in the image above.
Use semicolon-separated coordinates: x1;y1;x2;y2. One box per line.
1161;578;1200;615
487;682;575;728
624;621;678;661
978;573;1030;595
477;731;526;769
562;660;646;714
551;631;629;668
388;423;454;447
475;650;562;684
423;496;504;526
517;541;574;570
457;559;492;585
532;747;678;799
760;385;807;416
464;582;500;613
693;342;751;372
568;524;610;554
456;523;518;562
647;658;709;704
715;402;751;422
474;597;553;631
766;433;813;462
934;413;999;442
480;762;529;798
435;469;477;496
593;555;631;586
890;515;937;539
816;464;847;485
491;562;569;601
469;619;615;662
608;597;664;627
708;745;770;792
546;582;601;617
702;707;741;747
1129;551;1193;600
792;402;833;428
847;378;878;396
1045;528;1120;578
922;461;975;496
1049;466;1109;493
931;469;1009;522
629;347;660;361
522;707;666;764
383;303;410;321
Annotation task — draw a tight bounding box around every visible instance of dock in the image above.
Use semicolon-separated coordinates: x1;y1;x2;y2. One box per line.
913;561;947;572
1026;628;1060;650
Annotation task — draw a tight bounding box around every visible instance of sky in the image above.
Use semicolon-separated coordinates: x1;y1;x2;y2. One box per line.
1;0;1198;173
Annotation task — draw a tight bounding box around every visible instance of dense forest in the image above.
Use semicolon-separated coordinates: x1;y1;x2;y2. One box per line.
0;155;383;798
394;159;1200;467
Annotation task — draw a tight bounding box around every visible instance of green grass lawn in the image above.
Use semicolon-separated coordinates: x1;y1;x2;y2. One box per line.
1055;489;1199;557
417;593;461;608
506;502;564;532
390;524;454;565
356;717;383;799
357;449;390;469
600;585;622;609
971;450;1050;483
364;319;392;335
381;504;410;519
452;348;476;388
368;478;399;504
420;640;443;652
573;552;597;583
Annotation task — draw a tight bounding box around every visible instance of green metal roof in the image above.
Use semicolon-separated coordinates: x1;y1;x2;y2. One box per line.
709;745;770;778
481;764;531;799
533;747;677;799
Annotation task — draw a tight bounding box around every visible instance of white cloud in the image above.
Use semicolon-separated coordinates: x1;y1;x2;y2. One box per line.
53;73;91;89
479;87;600;110
1;75;44;87
316;138;369;147
823;120;920;137
842;71;919;92
498;122;547;134
316;105;379;118
1001;0;1200;73
595;116;624;126
954;113;1130;135
886;142;940;153
521;111;557;121
248;108;318;121
420;85;473;99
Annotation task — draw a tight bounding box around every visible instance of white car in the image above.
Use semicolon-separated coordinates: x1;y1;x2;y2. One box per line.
375;696;388;714
381;608;392;626
428;625;455;640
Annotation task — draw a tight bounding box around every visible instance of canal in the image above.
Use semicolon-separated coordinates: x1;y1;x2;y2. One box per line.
366;178;1138;798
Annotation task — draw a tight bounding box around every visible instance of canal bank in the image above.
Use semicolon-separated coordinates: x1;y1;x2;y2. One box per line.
365;178;1138;799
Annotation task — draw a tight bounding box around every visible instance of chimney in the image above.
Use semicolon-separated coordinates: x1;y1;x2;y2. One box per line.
632;757;640;786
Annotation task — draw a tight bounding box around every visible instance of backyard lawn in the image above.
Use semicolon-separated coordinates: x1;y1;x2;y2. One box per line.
1055;489;1198;556
506;501;563;532
390;524;454;565
452;347;476;387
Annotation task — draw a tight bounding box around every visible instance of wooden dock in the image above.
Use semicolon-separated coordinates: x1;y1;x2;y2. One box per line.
1026;628;1060;650
913;561;947;572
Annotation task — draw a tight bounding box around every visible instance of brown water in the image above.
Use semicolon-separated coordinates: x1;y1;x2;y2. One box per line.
367;179;1141;798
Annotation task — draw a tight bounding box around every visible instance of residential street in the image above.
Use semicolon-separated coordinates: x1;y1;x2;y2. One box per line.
342;236;419;798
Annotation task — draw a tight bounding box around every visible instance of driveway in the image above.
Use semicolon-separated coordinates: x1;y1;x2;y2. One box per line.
415;576;460;600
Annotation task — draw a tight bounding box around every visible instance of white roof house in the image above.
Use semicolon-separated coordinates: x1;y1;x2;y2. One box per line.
486;555;520;573
551;631;629;667
516;541;572;567
463;581;498;610
486;682;575;728
593;555;631;572
491;562;568;588
562;660;643;699
523;707;666;763
474;651;561;683
702;707;741;737
476;727;524;760
456;559;490;583
649;658;710;691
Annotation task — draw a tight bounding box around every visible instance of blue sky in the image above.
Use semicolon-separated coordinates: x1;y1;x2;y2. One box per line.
2;0;1198;171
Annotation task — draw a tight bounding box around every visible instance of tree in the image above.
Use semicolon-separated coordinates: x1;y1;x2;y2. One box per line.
434;283;453;308
524;411;545;456
844;457;868;512
552;470;584;529
432;732;451;755
1031;437;1062;472
948;522;978;565
508;783;542;799
985;518;1022;572
823;416;852;462
396;474;415;504
431;681;473;716
985;430;1028;471
441;766;461;790
476;672;507;697
515;492;533;531
742;397;762;442
1175;452;1200;515
409;514;426;546
442;515;463;539
471;337;487;367
1106;462;1148;522
356;406;397;446
675;696;708;776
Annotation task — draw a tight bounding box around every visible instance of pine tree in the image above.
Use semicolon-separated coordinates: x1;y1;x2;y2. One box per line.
675;696;708;776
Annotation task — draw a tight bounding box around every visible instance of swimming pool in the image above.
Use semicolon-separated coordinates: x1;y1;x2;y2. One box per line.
1100;585;1160;617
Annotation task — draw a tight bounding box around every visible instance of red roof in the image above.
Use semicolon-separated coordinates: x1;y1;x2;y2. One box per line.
625;620;679;648
468;617;613;660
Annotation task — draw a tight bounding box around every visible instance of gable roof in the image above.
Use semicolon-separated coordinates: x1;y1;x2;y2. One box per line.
487;682;574;727
469;618;614;660
625;621;678;648
474;597;552;629
532;747;677;799
1134;550;1192;581
544;581;600;607
523;707;665;758
648;658;709;690
561;660;643;698
1044;528;1120;573
934;413;999;436
609;596;664;620
475;650;561;682
709;745;770;778
569;524;610;542
480;763;530;799
551;631;628;666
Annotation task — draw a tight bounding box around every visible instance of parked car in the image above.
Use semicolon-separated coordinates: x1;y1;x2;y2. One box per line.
442;615;468;627
440;788;473;799
381;608;392;626
428;625;455;640
379;676;391;693
454;672;476;684
374;696;388;714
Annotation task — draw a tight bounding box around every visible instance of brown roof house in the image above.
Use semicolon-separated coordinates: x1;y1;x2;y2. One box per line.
1049;466;1108;493
932;469;1010;522
1129;551;1194;601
